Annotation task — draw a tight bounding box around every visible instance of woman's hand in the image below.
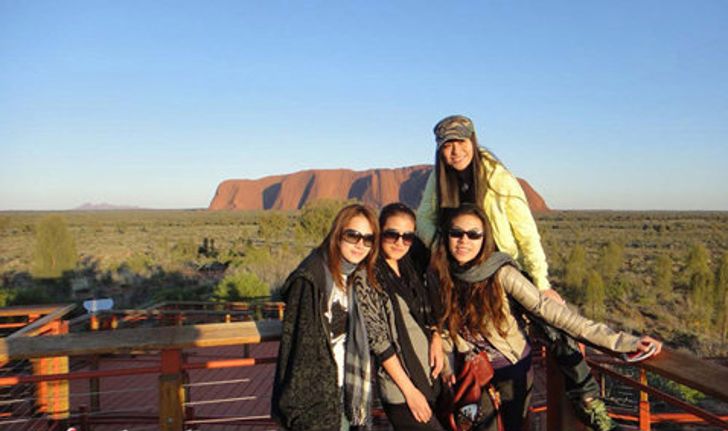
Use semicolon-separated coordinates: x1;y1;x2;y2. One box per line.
637;336;662;356
404;387;432;423
429;331;445;379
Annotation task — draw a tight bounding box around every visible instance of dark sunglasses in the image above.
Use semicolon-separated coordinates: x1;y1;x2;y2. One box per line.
341;229;375;247
381;230;416;245
448;228;484;240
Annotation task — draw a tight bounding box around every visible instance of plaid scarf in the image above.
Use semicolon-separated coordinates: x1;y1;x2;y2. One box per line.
323;261;372;427
344;270;373;426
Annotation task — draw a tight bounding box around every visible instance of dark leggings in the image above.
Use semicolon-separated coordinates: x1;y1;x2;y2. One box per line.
475;356;533;431
383;402;446;431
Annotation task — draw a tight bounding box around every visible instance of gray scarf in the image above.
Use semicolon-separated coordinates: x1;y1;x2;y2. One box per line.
451;252;514;284
323;259;372;426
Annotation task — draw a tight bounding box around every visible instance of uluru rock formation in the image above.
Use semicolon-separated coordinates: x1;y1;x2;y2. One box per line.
209;165;550;213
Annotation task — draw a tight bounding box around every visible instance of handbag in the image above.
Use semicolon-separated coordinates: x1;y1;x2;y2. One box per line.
439;349;503;431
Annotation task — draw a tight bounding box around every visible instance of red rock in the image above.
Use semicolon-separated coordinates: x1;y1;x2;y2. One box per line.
209;166;550;213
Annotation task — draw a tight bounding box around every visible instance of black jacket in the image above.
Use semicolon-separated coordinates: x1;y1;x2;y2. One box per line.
271;249;343;431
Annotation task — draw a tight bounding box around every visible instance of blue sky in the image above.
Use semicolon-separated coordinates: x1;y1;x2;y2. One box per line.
1;0;727;210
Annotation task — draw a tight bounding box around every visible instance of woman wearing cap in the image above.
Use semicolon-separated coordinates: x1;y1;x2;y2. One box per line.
433;204;661;431
416;115;620;430
271;204;379;431
356;203;446;430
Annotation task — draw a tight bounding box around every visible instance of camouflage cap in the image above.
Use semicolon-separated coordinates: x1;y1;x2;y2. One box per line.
434;115;475;147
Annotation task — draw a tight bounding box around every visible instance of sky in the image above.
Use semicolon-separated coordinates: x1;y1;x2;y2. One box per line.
1;1;727;211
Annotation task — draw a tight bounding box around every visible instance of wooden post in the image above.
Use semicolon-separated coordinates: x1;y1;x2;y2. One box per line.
639;368;651;430
546;347;587;431
159;348;185;431
32;320;69;421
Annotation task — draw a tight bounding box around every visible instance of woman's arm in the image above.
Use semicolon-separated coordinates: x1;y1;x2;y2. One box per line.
497;266;641;352
381;355;433;423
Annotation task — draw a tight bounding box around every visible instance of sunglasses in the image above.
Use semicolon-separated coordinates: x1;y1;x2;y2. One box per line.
381;230;416;246
341;229;375;248
448;228;484;240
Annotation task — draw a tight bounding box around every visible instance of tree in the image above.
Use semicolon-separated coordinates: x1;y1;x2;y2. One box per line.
596;241;623;285
32;215;77;278
564;245;588;303
585;270;606;320
258;212;289;242
295;199;351;244
714;253;728;341
213;271;270;301
684;243;714;329
653;254;673;295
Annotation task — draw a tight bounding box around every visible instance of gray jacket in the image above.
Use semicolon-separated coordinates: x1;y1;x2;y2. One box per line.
446;265;641;364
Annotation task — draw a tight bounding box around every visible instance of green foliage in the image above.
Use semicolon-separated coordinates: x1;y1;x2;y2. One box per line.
714;253;728;339
213;271;270;301
685;243;714;321
125;252;155;276
295;199;350;244
564;245;588;302
585;270;605;320
653;254;673;295
257;212;289;241
596;241;623;284
647;374;705;405
32;215;78;278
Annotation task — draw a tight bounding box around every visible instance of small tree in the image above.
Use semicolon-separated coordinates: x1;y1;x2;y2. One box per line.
685;243;714;329
258;212;289;242
33;215;77;278
214;271;270;301
564;245;588;302
585;270;606;320
653;254;673;295
296;199;351;245
597;241;623;285
714;253;728;340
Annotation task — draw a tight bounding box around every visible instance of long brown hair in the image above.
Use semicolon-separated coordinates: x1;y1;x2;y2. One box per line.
435;132;488;213
321;203;380;290
431;204;509;340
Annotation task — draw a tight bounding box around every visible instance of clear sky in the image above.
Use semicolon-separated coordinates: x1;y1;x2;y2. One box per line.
1;0;727;210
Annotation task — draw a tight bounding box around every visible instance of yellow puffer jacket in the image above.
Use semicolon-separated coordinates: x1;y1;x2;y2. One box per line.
416;149;551;290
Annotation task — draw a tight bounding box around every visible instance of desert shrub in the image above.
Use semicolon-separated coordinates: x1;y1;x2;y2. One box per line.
564;245;588;303
653;254;673;295
585;270;605;320
170;239;198;265
213;271;269;301
32;215;78;278
596;241;623;284
684;243;714;328
647;374;705;405
714;253;728;339
258;212;290;241
125;252;155;276
295;199;351;245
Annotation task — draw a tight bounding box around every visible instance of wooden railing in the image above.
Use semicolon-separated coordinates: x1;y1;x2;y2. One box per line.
1;303;727;431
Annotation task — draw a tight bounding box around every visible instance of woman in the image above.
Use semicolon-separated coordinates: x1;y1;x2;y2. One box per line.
357;203;446;430
417;115;617;430
433;204;661;431
272;203;380;431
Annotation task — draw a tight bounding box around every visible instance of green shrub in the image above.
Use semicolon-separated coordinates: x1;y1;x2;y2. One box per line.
214;271;270;301
32;215;77;278
585;270;605;320
653;254;673;295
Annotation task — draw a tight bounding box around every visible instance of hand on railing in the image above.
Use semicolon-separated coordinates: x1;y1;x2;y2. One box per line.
623;336;662;362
